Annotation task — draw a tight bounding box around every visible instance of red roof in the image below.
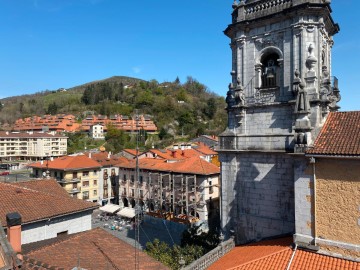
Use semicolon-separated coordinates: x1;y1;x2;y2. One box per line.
28;154;102;171
120;156;219;175
22;227;168;270
87;151;126;167
208;237;360;270
0;179;97;226
307;111;360;156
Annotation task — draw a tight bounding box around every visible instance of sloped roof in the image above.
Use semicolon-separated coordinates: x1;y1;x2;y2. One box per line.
28;154;102;171
193;142;218;155
208;237;359;270
145;148;204;160
22;227;168;270
87;151;126;167
120;156;219;175
307;111;360;156
0;179;97;226
123;148;141;156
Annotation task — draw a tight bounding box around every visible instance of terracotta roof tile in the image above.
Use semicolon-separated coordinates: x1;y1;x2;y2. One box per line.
307;111;360;156
87;151;125;167
28;154;102;171
208;237;360;270
0;179;97;226
121;156;219;175
23;227;168;270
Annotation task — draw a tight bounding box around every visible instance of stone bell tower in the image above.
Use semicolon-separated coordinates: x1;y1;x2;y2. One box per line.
219;0;339;244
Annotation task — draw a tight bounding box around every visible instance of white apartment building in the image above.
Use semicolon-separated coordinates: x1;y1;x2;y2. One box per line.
0;131;67;161
89;124;105;139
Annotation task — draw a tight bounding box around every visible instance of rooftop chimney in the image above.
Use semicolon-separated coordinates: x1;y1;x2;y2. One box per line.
6;212;22;254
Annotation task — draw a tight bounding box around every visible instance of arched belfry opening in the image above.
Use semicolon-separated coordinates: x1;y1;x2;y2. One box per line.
261;53;279;88
256;47;283;89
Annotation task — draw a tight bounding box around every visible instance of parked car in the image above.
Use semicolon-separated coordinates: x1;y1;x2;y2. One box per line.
0;171;10;176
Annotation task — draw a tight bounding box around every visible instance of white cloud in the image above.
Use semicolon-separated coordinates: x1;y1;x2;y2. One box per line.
132;67;142;74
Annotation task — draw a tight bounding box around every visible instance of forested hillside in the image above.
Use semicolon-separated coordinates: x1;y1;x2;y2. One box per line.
0;76;227;143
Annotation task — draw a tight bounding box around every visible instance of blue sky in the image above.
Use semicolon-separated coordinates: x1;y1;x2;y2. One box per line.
0;0;359;111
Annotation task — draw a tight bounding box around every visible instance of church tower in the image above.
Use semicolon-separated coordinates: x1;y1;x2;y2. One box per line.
219;0;339;244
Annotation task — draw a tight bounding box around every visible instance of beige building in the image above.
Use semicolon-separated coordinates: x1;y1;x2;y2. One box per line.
0;131;67;161
28;154;101;202
297;111;360;260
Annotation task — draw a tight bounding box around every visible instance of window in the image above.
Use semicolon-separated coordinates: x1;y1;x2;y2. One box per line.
139;175;143;184
209;180;213;194
83;181;89;187
93;190;97;196
131;189;135;197
93;180;97;186
72;183;77;189
93;170;97;175
131;175;135;183
124;174;127;181
103;189;108;198
82;191;89;200
123;188;127;196
83;171;89;177
140;189;143;198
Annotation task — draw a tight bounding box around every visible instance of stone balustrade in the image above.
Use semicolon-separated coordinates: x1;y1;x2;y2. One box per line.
182;238;235;270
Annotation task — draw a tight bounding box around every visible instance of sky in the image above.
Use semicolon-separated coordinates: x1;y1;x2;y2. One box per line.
0;0;359;111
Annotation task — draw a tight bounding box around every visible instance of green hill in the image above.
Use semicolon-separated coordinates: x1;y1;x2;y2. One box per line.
0;76;227;146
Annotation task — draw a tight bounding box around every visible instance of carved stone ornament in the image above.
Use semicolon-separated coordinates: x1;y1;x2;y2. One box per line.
305;43;318;72
293;70;310;114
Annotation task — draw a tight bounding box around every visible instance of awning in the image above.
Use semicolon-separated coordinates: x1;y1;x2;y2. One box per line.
99;203;121;214
117;207;136;218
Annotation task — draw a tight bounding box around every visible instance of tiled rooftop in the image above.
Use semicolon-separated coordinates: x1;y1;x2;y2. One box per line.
22;227;168;270
87;151;127;167
0;179;97;226
120;155;219;175
208;237;360;270
307;111;360;156
28;154;102;171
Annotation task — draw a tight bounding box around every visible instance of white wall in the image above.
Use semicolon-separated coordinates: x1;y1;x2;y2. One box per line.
21;210;92;244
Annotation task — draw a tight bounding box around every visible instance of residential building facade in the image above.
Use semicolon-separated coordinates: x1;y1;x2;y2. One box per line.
117;156;220;227
28;154;101;202
0;131;67;161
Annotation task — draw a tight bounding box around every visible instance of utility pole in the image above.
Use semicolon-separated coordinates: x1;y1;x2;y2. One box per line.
134;110;140;270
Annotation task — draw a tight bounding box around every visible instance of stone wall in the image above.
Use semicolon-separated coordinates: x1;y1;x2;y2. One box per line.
220;152;295;244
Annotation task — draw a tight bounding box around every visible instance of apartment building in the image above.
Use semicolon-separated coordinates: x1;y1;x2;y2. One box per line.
13;114;81;133
12;113;158;134
28;154;101;202
81;114;158;133
117;156;220;227
87;151;128;205
0;131;67;161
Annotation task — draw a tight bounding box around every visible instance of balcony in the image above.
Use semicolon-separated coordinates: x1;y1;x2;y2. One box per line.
57;178;81;184
68;187;81;194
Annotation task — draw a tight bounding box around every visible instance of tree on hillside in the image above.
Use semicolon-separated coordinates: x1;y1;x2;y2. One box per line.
105;124;130;153
47;102;58;115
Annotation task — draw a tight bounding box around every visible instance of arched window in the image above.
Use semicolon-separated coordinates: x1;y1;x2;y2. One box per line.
261;53;279;88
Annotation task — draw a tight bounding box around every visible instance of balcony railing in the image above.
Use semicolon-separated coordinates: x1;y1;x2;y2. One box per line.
68;187;81;194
